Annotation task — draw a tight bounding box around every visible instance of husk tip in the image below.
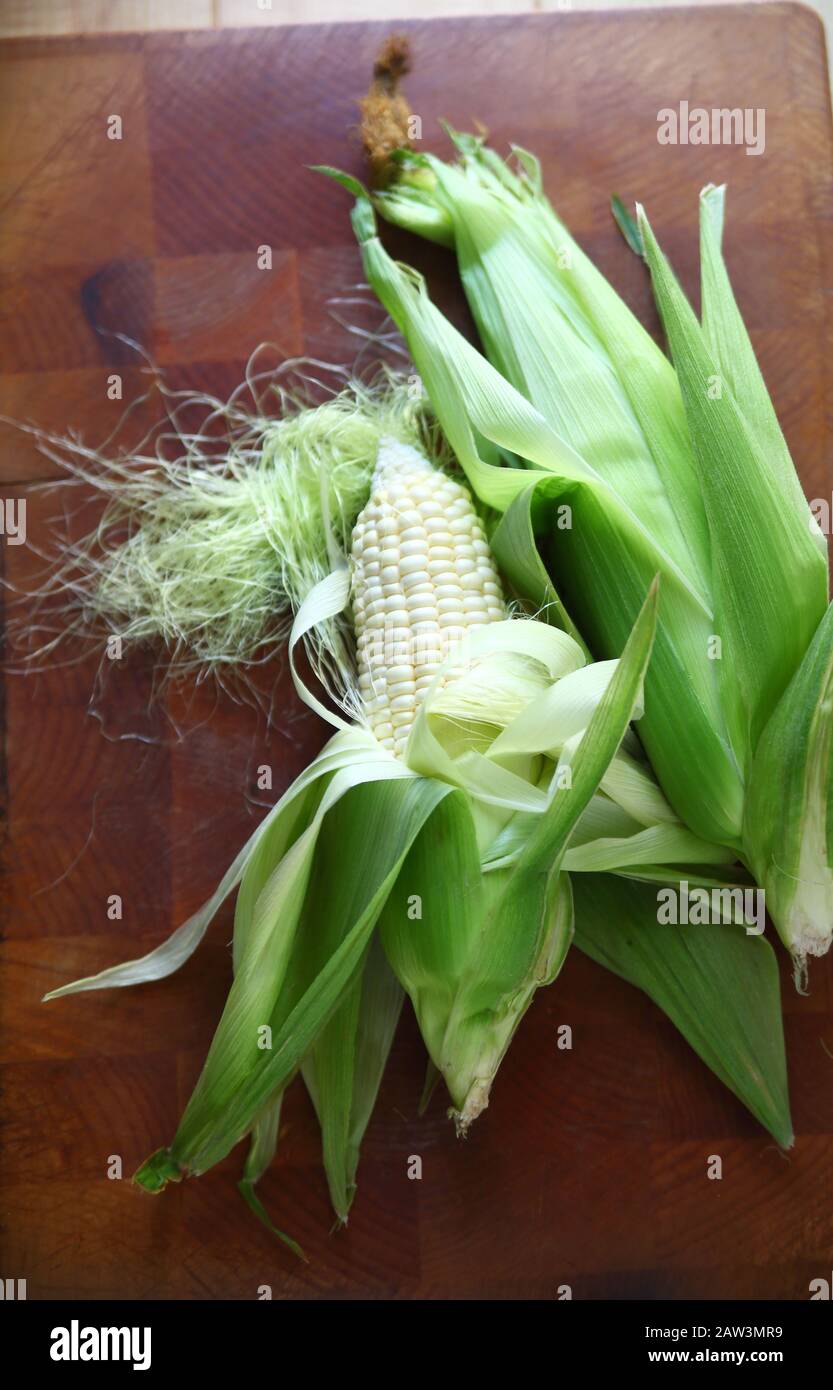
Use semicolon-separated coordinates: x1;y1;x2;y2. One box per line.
450;1077;492;1135
238;1179;308;1262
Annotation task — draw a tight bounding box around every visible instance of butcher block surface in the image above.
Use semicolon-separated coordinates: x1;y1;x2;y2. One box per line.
1;5;833;1300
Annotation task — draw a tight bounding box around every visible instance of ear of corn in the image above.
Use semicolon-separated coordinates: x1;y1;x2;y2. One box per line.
348;152;832;968
127;444;673;1167
349;186;745;851
351;436;505;757
40;370;787;1227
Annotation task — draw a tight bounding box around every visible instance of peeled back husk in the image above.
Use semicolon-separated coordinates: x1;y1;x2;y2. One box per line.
378;581;659;1127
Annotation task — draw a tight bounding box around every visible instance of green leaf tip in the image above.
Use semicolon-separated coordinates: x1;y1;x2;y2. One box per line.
133;1148;183;1193
573;874;793;1149
611;194;645;257
312;165;377;244
418;1059;441;1115
238;1180;308;1263
309;164;368;199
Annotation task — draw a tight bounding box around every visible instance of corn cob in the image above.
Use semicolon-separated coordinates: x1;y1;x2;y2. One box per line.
352;437;505;756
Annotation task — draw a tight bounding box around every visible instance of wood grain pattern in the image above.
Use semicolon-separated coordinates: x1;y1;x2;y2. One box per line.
1;7;833;1301
5;0;829;44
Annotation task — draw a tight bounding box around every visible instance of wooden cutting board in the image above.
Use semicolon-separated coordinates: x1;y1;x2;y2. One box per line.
2;5;833;1301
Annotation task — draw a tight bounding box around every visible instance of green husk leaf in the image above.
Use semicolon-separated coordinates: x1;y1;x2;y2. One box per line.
744;599;833;968
611;194;645;257
380;801;574;1129
237;1178;308;1262
699;184;826;527
418;1060;441;1114
573;872;792;1147
310;165;368;200
242;1096;284;1186
484;471;588;654
638;201;828;762
563;823;736;874
44;727;391;1000
383;581;660;1127
349;192;744;848
133;1148;182;1193
302;935;404;1221
484;791;735;874
489;477;742;851
142;774;451;1184
614;863;754;889
234;1094;308;1259
505;581;658;871
441;589;659;1117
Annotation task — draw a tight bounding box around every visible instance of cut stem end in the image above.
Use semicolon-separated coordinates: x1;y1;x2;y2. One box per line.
450;1077;492;1136
133;1148;184;1193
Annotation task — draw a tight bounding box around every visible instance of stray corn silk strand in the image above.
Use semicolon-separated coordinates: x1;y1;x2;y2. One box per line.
10;363;439;712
